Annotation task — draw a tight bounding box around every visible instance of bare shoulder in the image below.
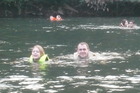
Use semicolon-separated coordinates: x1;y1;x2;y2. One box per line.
73;52;78;59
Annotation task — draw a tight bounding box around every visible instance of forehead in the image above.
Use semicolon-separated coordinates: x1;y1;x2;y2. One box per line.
32;47;39;51
78;44;88;48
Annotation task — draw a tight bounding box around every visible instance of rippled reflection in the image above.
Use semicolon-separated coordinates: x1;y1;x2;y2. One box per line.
0;18;140;93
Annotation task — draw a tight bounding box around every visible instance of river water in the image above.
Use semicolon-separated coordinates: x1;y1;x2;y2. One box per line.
0;17;140;93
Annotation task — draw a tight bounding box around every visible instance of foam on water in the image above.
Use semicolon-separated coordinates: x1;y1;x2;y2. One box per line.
78;25;140;30
43;24;140;33
50;52;125;64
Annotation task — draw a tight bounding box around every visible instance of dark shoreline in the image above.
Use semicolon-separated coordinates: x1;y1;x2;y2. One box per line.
0;1;140;18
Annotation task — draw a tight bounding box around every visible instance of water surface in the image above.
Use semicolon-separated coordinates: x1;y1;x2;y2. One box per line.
0;17;140;93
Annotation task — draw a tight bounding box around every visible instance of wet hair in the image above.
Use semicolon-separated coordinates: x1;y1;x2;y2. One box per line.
77;42;90;50
32;45;45;56
122;19;128;25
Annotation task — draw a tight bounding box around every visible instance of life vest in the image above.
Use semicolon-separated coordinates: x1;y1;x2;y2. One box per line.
29;54;49;64
50;16;63;21
50;16;57;21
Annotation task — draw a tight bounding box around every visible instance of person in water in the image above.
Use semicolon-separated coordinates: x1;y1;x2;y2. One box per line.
50;15;63;21
56;15;63;21
29;45;49;64
50;16;56;21
74;42;96;60
120;19;129;27
128;20;137;28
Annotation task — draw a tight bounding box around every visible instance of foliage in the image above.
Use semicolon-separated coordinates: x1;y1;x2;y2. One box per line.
0;0;140;17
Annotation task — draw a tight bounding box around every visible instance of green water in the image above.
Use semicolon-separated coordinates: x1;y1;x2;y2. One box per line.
0;17;140;93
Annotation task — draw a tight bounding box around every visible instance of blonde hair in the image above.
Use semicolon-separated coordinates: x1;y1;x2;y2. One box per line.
32;45;45;57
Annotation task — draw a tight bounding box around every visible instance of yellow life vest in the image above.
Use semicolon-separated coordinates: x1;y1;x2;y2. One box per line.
29;54;49;64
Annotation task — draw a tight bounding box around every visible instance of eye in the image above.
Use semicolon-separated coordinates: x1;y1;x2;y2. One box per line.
79;48;86;51
32;50;39;53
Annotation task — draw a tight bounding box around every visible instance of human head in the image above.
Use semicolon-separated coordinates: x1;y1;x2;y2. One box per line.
50;16;53;19
31;45;45;60
128;20;135;28
56;15;62;20
122;19;128;26
56;15;61;18
50;16;56;21
76;42;90;59
129;21;133;25
129;20;134;24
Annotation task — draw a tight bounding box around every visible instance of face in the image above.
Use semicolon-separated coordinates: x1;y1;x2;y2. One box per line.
124;20;128;26
32;47;41;60
77;44;89;58
129;22;133;25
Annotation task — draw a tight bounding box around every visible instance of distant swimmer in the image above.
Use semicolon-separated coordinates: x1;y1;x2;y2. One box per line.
29;45;49;64
120;19;129;27
74;42;98;61
50;16;57;21
120;19;137;28
56;15;63;21
128;20;137;28
50;15;63;21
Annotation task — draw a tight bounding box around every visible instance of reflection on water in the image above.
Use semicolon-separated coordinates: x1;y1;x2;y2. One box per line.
0;17;140;93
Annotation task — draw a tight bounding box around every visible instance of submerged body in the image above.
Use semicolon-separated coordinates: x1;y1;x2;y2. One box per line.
29;45;49;70
73;42;96;61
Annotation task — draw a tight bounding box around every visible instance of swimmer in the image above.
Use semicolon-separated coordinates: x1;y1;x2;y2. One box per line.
120;19;129;27
50;16;57;21
50;15;63;21
74;42;96;60
56;15;63;21
128;20;137;28
29;45;49;64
